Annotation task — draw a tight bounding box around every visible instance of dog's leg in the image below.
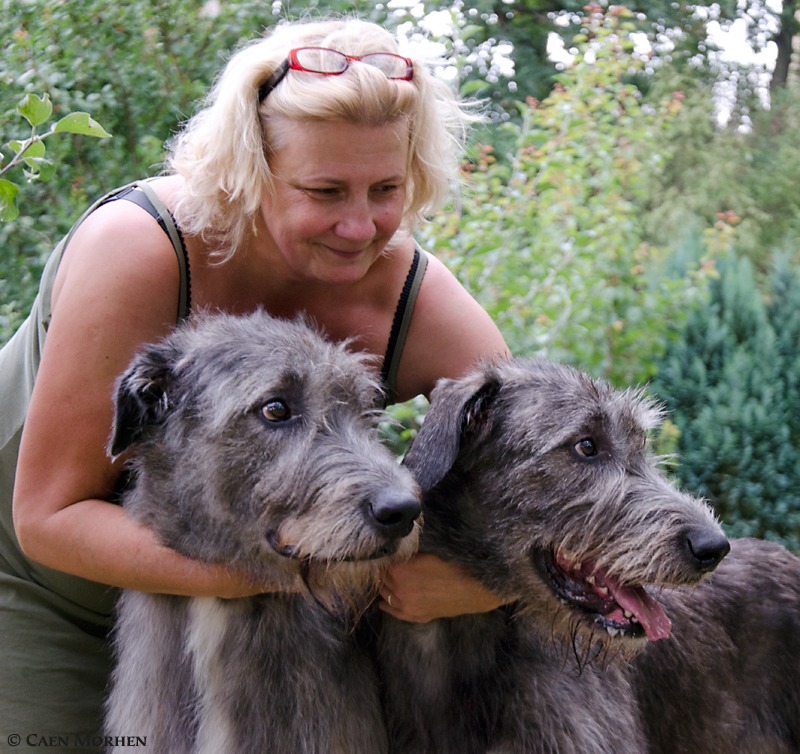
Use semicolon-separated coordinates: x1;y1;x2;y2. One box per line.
186;597;238;754
106;592;198;754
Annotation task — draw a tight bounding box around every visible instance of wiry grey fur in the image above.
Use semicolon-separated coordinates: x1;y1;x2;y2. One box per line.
374;358;800;754
104;310;421;754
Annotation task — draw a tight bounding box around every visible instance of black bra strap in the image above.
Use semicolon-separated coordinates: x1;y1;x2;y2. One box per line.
380;246;428;403
110;184;191;323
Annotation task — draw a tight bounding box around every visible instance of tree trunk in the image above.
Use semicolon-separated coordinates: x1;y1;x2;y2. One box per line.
770;0;798;92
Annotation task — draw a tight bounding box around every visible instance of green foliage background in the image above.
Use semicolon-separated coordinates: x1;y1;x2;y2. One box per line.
653;253;800;550
3;0;800;546
419;8;716;388
1;0;282;338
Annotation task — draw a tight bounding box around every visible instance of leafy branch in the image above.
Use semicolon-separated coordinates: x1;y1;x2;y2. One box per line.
0;93;112;221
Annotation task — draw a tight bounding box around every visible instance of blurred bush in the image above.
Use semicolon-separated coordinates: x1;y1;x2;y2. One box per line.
0;0;279;342
652;251;800;550
419;7;715;388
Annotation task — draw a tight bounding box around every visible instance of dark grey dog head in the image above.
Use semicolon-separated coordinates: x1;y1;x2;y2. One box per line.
110;310;420;597
404;358;729;649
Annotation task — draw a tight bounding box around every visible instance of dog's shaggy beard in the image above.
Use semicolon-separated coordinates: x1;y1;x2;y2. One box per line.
264;526;421;620
531;597;650;672
251;425;421;615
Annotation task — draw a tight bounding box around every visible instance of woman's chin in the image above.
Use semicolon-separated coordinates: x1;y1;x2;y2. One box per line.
309;248;379;283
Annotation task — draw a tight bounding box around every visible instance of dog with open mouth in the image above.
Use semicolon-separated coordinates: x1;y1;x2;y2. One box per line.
374;358;800;754
104;311;421;754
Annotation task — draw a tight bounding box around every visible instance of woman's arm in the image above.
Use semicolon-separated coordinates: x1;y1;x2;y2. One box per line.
12;200;282;598
381;252;511;622
379;554;504;622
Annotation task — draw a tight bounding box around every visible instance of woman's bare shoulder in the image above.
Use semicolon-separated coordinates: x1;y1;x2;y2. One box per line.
52;181;184;320
17;188;187;519
393;250;509;401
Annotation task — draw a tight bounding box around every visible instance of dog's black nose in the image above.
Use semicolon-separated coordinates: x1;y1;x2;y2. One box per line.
685;528;731;571
369;490;421;537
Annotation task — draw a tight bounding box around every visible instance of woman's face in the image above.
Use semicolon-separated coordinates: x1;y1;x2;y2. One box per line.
261;119;409;285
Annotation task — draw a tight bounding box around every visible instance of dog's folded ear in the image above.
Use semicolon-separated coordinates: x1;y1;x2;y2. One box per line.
108;344;176;459
403;367;501;491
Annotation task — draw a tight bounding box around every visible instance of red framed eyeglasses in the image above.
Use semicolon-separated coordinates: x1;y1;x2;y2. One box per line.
259;47;414;102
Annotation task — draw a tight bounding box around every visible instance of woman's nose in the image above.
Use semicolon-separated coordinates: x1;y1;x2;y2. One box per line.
334;198;376;242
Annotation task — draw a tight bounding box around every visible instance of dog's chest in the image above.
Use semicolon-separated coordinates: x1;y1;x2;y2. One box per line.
184;595;386;753
402;621;451;699
380;613;523;749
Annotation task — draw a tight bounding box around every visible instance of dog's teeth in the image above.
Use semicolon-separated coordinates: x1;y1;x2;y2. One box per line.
560;548;578;562
597;586;609;596
606;627;619;637
623;610;634;619
586;575;596;585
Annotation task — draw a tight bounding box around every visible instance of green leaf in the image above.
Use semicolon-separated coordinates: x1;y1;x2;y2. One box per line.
0;179;20;221
461;79;489;96
461;24;484;39
17;93;53;127
22;156;57;182
7;140;46;159
53;112;112;138
522;133;549;147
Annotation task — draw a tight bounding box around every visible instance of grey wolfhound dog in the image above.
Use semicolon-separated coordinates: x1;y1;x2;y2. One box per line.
104;311;421;754
374;358;800;754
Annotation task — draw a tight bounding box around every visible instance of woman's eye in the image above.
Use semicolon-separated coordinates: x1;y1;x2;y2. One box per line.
262;400;291;423
575;438;598;457
307;187;340;198
373;183;401;197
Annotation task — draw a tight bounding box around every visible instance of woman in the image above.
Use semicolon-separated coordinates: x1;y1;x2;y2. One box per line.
1;18;508;744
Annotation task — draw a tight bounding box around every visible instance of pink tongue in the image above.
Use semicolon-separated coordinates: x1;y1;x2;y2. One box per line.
603;574;671;640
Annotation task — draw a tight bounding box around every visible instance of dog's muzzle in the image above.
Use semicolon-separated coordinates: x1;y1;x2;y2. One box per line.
534;548;672;641
265;531;404;563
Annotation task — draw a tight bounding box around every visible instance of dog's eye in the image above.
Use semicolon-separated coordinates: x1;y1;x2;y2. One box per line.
575;438;598;457
262;399;291;423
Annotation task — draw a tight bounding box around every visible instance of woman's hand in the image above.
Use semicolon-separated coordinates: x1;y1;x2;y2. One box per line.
378;552;504;623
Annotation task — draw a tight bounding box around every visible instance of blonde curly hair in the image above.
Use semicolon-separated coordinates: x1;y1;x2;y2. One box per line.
167;18;474;262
